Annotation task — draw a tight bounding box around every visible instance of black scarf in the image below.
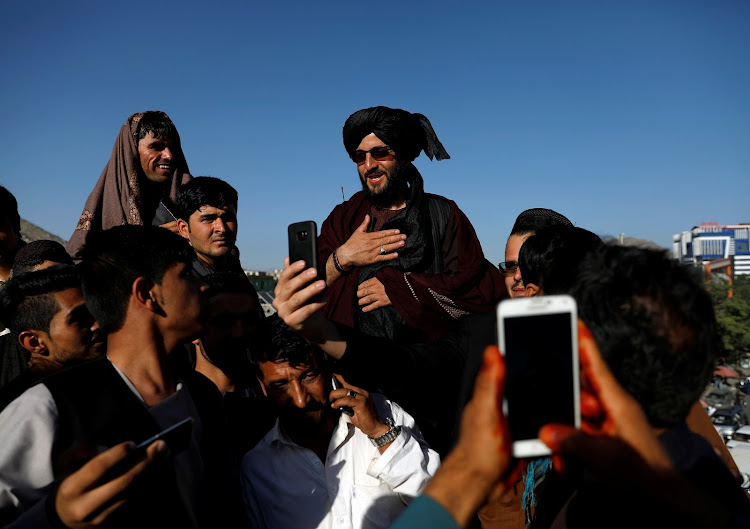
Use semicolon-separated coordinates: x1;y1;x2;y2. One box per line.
356;166;437;340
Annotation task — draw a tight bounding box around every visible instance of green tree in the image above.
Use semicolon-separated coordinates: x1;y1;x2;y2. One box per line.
709;275;750;364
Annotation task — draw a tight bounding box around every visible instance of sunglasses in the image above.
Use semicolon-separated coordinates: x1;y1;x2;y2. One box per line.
498;261;519;275
353;146;395;166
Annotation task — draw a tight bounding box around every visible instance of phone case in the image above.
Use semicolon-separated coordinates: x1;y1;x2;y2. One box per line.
496;295;580;458
288;221;319;272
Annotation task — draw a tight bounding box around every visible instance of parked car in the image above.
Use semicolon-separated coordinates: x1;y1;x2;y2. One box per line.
704;387;736;410
711;407;747;441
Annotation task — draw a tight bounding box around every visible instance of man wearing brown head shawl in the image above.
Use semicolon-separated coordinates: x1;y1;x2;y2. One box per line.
66;111;192;260
318;106;504;343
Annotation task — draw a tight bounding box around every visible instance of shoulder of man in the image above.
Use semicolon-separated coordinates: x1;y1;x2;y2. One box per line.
326;191;368;218
42;356;114;395
240;421;282;470
181;369;226;415
370;393;417;429
423;192;451;204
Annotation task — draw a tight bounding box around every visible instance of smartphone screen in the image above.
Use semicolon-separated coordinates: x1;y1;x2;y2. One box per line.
498;296;579;458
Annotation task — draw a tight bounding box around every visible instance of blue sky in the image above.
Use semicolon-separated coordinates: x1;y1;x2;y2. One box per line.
1;0;748;270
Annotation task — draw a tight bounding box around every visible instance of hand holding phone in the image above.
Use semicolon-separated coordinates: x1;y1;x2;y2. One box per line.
497;295;580;458
331;376;354;416
56;441;167;528
102;417;193;481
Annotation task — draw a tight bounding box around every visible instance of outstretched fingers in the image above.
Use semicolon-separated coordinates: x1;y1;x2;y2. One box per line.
56;440;167;528
273;258;326;322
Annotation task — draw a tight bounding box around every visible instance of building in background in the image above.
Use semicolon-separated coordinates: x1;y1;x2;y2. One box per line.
244;269;281;316
673;222;750;278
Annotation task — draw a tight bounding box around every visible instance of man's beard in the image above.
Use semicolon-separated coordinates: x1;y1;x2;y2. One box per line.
361;162;410;209
279;398;339;436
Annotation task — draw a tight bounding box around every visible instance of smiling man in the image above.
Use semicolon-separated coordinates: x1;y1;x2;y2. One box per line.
500;208;574;298
176;176;245;278
67;111;192;260
318;106;504;342
241;316;439;529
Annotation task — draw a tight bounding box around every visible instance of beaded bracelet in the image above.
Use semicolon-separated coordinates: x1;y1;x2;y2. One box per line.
332;247;351;273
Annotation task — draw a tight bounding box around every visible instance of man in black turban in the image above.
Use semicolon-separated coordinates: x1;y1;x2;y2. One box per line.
317;106;504;343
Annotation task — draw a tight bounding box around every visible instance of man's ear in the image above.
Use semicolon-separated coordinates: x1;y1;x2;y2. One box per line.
132;276;160;313
177;219;191;242
524;283;541;297
257;376;268;397
19;330;49;356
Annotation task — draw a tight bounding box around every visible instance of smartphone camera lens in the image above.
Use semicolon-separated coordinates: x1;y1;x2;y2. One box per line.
297;231;308;241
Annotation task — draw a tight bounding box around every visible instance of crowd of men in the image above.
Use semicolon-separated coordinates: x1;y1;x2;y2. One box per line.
0;107;747;529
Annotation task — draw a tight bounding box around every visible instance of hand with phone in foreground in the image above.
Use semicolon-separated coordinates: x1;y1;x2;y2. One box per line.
53;440;167;529
405;323;737;529
538;320;733;529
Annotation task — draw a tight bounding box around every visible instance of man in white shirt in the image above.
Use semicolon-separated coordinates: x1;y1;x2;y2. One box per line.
241;316;440;529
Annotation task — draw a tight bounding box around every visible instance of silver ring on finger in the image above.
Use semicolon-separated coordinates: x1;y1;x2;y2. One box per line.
347;389;357;398
380;245;386;255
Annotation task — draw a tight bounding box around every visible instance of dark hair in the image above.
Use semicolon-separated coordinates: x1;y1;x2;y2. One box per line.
252;314;328;379
572;245;721;427
0;265;81;336
12;240;74;276
175;176;238;221
0;185;21;236
510;208;573;237
135;110;178;143
78;225;194;333
518;225;603;293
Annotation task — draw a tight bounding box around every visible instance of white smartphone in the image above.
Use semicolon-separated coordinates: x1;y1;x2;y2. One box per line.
496;295;580;458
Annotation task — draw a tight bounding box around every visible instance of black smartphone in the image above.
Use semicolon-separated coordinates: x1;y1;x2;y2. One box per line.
288;221;323;303
103;417;194;481
288;221;319;273
497;295;580;458
331;376;354;416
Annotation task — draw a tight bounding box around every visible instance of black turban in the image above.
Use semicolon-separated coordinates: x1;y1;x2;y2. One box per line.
511;208;573;235
342;106;450;163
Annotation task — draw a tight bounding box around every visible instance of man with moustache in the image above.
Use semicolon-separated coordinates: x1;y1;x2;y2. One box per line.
241;316;439;529
175;176;245;279
67;111;192;260
318;106;504;343
274;209;576;458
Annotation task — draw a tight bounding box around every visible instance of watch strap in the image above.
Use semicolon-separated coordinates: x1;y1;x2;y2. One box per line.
368;416;402;447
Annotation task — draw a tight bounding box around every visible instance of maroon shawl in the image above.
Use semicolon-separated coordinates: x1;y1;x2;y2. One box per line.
66;112;192;259
318;189;504;341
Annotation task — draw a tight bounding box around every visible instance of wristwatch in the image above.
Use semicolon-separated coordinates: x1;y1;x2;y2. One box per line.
368;417;402;447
